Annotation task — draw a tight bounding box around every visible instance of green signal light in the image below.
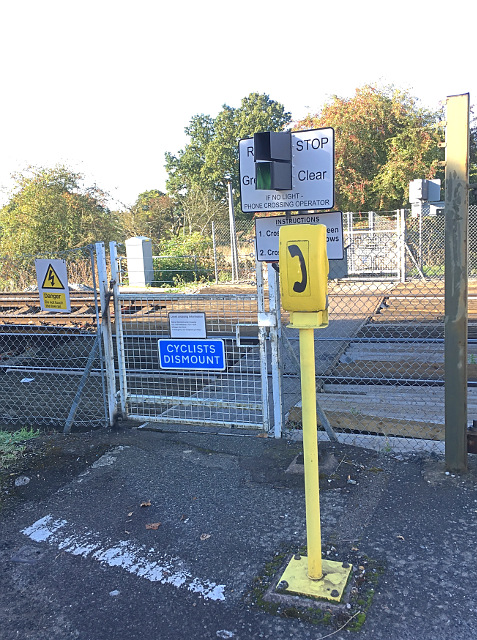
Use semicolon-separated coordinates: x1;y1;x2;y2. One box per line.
255;160;292;190
256;162;272;190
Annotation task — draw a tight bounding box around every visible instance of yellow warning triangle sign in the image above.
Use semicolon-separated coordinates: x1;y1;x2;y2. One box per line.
41;263;65;290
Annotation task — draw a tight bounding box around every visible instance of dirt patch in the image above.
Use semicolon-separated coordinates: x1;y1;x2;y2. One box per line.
0;425;138;512
196;282;259;295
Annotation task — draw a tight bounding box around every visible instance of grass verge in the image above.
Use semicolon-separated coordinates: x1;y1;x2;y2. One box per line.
0;428;39;471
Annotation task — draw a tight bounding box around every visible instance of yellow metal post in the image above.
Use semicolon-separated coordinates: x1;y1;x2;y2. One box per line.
299;327;322;579
277;224;352;601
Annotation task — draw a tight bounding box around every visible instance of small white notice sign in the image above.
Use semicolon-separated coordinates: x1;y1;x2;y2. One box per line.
169;312;207;339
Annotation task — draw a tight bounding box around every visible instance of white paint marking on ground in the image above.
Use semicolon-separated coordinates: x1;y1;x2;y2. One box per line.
22;515;226;601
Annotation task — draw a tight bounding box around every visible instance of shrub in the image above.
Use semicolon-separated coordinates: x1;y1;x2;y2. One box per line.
153;232;214;286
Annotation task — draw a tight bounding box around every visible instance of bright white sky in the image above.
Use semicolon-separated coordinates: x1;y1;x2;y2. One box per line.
0;0;474;210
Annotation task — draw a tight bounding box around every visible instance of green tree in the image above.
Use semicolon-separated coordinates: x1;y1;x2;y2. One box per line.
0;165;119;256
296;85;444;211
165;92;291;210
180;186;228;235
122;187;228;243
122;189;180;242
164;114;215;197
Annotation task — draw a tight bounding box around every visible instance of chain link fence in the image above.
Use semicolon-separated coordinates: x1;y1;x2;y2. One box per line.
281;207;477;454
0;245;108;431
405;204;477;278
1;204;475;444
405;207;445;279
116;218;257;288
115;207;475;451
118;253;218;288
212;217;256;282
343;211;401;279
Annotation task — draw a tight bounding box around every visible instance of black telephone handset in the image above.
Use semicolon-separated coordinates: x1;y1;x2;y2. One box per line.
287;244;307;293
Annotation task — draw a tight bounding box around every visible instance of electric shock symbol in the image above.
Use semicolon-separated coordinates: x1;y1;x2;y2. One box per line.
41;264;65;290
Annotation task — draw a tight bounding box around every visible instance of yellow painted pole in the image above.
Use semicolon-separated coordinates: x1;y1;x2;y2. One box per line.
299;327;323;580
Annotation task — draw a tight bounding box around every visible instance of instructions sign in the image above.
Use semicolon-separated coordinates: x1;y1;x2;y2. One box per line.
169;312;207;338
255;211;343;262
35;259;71;312
239;128;334;213
158;339;226;371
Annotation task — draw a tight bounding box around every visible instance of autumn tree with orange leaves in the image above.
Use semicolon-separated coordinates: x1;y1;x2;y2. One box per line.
296;85;444;211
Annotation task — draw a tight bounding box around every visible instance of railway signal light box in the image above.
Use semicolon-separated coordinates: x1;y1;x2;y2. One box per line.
239;128;335;213
254;131;292;190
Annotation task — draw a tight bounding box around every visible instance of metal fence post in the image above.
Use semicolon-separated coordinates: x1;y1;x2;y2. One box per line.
110;241;128;417
96;242;117;426
64;337;100;433
347;212;354;272
212;221;218;284
445;93;469;472
369;210;374;234
268;263;282;438
398;209;407;283
227;181;239;281
256;258;270;432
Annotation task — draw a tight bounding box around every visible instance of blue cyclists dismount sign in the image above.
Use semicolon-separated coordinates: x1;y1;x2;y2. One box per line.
158;339;226;371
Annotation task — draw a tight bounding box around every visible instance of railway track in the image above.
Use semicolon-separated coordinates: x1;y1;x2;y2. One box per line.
0;291;259;339
1;282;477;362
1;282;477;332
0;292;99;330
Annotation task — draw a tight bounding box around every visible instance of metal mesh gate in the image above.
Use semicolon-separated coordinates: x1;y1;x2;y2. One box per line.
112;290;268;430
345;211;401;278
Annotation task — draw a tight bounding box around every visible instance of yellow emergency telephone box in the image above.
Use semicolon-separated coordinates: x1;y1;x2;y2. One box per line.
279;223;328;315
279;224;328;328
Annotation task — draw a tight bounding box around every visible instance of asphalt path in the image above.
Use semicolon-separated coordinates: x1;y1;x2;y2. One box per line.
1;427;477;639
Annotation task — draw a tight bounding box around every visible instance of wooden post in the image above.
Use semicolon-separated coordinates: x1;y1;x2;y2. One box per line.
445;93;469;472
